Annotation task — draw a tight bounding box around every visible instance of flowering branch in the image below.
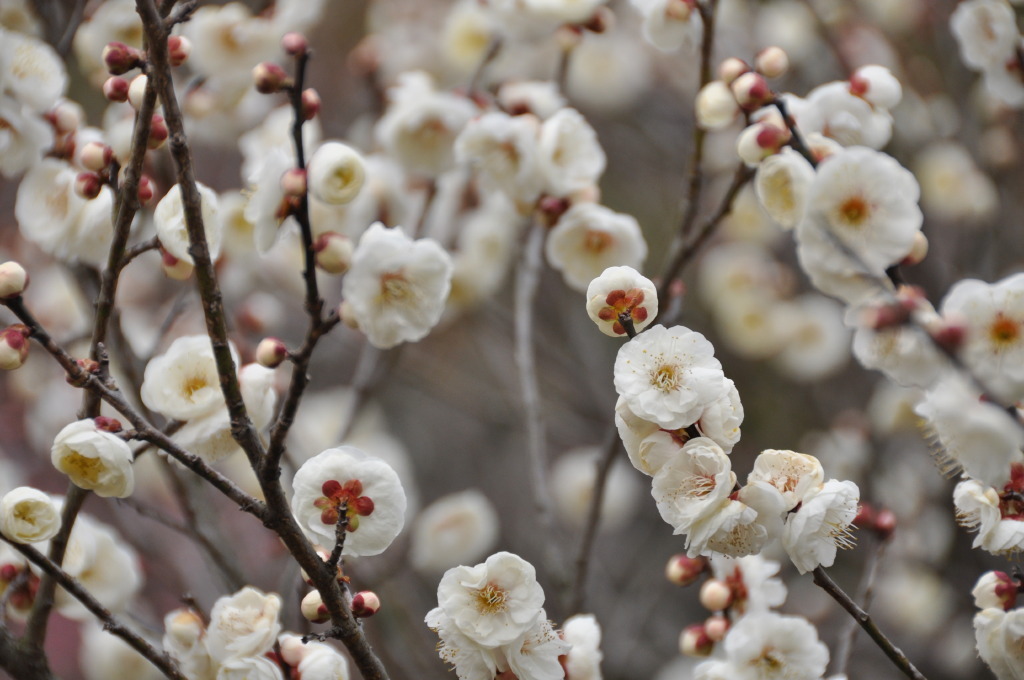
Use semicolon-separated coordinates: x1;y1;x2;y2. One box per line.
812;566;928;680
2;536;189;680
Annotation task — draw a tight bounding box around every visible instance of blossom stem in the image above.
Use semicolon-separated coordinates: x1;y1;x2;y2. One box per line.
2;536;189;680
812;566;928;680
772;96;816;166
617;312;638;339
834;536;890;675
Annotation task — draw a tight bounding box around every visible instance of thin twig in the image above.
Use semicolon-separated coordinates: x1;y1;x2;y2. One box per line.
835;536;890;675
812;566;928;680
468;38;502;96
3;537;189;680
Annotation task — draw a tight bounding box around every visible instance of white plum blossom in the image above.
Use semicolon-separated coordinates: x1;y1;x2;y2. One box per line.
376;71;477;178
502;617;571;680
183;3;278;84
771;295;851;382
746;449;824;511
850;299;948;388
0;28;67;112
163;608;215;680
630;0;704;52
141;335;240;422
204;587;282;664
782;479;859;574
695;80;740;130
425;608;501;680
217;656;285;680
709;554;788;615
695;379;744;453
154;182;222;265
950;0;1019;72
343;223;453;349
614;396;674;476
245;146;296;254
754;148;815;230
497;80;566;119
850;64;903;110
585;266;658;337
686;497;764;558
307;141;367;206
455;111;543;207
295;642;351;679
0;94;53;177
537;107;606;197
0;487;60;543
563;614;603;680
715;611;829;680
613;325;729;430
652;437;736;536
974;606;1024;680
410;489;500;574
547;203;649;293
57;513;141;619
432;551;545;647
51;420;134;498
290;446;407;557
954;472;1024;555
797;82;894;149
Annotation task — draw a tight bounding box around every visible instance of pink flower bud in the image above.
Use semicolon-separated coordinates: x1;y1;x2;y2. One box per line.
679;624;713;657
79;141;114;172
282;32;309;56
695;80;739;130
253;62;291;94
872;508;896;539
583;6;614;33
301;590;330;623
148;114;169;150
665;554;707;586
103;76;130;103
301;88;321;120
351;591;380;618
0;326;30;371
75;172;103;200
161;248;193;281
665;0;695;21
860;301;910;330
49;100;83;134
699;578;733;611
93;416;123;433
255;337;289;368
281;168;307;197
736;121;789;165
167;35;191;67
0;262;29;299
718;57;749;84
102;41;141;75
314;232;354;274
730;71;773;110
755;46;789;79
973;571;1019;611
127;74;149;111
704;615;729;641
928;317;966;354
138;175;155;206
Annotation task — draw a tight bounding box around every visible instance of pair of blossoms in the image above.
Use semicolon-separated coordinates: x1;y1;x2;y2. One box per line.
971;570;1024;680
426;551;602;680
163;586;350;680
585;266;860;570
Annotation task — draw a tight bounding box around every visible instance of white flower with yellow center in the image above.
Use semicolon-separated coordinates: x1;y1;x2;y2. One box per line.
154;182;222;265
455;111;543;207
204;587;282;664
51;420;134;498
719;611;829;680
0;487;60;544
343;222;453;349
746;449;824;512
652;437;735;536
613;324;729;430
141;335;239;422
547;203;648;293
435;551;545;647
307;141;366;206
782;478;859;574
410;489;499;575
754;148;815;230
537;107;606;198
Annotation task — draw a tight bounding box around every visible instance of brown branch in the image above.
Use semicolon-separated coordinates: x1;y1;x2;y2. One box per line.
3;537;189;680
0;627;55;680
812;566;927;680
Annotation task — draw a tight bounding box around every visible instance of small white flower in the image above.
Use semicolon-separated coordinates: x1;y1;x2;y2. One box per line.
51;420;134;498
290;446;407;557
585;266;658;337
57;513;141;619
425;607;500;680
782;479;859;574
613;324;729;430
630;0;704;53
141;335;239;422
497;80;566;119
975;607;1024;680
0;28;67;112
721;611;829;680
154;182;222;265
709;554;788;615
343;223;453;349
695;379;744;453
686;497;763;558
216;656;285;680
695;80;740;130
951;0;1019;72
163;608;215;680
547;203;648;293
296;643;350;680
455;111;544;206
410;489;500;574
652;437;735;536
0;487;60;543
754;148;815;230
435;551;545;647
245;146;296;254
183;3;278;83
501;616;571;680
562;614;603;680
537;107;606;197
204;587;282;664
954;473;1024;555
307;141;366;206
850;64;902;110
0;95;53;177
746;449;824;511
801;81;893;149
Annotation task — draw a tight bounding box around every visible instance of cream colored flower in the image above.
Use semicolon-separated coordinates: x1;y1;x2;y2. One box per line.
0;487;60;543
204;587;282;663
51;420;134;498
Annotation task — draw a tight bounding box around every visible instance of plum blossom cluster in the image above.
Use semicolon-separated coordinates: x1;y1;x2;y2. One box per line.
426;551;603;680
163;586;351;680
667;554;830;680
972;570;1024;680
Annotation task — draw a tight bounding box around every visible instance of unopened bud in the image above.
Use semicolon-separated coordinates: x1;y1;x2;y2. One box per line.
301;88;321;120
755;46;789;79
79;141;114;172
583;6;614;33
699;578;733;611
730;71;773;110
138;175;155;206
281;168;307;197
718;57;750;85
75;172;103;200
165;609;206;648
704;615;729;642
872;508;897;539
736;121;789;165
255;337;289;368
49;100;83;134
538;195;570;225
314;232;354;274
282;32;308;57
0;262;29;298
679;624;714;657
301;590;330;623
93;416;123;433
128;74;149;111
973;571;1019;611
148;114;168;150
0;326;30;370
253;62;291;94
665;0;694;22
665;554;707;586
860;301;910;330
161;249;193;281
167;35;191;67
351;590;380;618
901;232;929;267
103;41;141;75
103;76;130;103
339;300;359;329
695;80;739;130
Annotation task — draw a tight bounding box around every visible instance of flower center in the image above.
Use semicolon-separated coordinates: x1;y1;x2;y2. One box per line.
473;583;509;615
313;479;375;531
651;363;682;392
754;647;785;673
837;195;870;227
989;314;1020;348
182;374;209;400
379;272;414;304
583;229;613;253
61;452;103;485
596;288;649;335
